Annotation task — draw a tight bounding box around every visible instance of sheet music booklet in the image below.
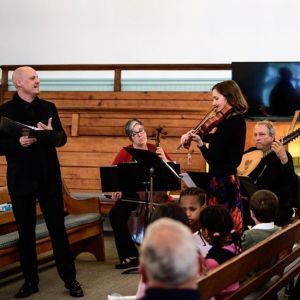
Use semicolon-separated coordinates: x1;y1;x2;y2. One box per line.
179;172;197;187
0;116;45;138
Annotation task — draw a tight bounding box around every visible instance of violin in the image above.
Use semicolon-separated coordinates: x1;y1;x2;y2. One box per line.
177;103;233;151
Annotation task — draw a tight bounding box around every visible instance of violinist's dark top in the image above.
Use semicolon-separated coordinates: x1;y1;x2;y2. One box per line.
199;115;246;177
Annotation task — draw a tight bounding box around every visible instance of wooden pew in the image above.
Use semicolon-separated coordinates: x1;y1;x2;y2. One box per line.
0;181;105;277
197;220;300;300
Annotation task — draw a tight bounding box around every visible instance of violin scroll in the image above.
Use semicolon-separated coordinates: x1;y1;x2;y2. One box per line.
155;126;167;148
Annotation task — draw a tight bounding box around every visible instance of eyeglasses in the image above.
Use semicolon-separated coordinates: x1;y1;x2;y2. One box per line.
131;128;145;137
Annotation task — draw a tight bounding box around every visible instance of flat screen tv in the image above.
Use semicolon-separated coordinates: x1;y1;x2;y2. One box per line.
232;62;300;119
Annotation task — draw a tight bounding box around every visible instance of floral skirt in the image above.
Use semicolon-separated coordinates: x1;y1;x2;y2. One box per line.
207;174;243;234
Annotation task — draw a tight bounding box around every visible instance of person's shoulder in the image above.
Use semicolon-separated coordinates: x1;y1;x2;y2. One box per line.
118;144;132;153
112;145;133;164
228;114;246;124
0;102;19;119
243;228;258;239
0;100;12;111
37;97;56;107
247;227;279;240
222;114;245;129
242;230;257;249
119;144;135;155
147;143;156;151
0;95;18;110
244;146;257;154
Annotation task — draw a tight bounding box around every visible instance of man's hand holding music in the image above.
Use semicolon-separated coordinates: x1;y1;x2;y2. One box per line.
112;191;122;201
37;117;53;130
19;136;37;147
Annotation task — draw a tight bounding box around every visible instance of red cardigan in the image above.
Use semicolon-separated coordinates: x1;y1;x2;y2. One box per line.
112;143;171;165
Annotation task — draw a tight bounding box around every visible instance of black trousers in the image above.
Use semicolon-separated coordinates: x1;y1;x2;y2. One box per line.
109;199;139;262
10;192;76;285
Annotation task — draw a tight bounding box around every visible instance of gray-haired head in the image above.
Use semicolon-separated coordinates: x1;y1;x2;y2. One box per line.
124;119;144;137
255;120;276;138
140;218;199;287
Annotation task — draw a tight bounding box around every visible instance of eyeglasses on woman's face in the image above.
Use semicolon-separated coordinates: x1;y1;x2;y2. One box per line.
131;127;145;137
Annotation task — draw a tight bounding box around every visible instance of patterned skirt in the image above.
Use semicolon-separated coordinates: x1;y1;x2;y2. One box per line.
207;174;243;234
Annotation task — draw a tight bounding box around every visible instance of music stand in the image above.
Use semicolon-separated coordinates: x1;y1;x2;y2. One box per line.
239;176;258;199
186;171;210;191
239;176;258;229
100;149;181;225
124;147;181;223
100;149;181;274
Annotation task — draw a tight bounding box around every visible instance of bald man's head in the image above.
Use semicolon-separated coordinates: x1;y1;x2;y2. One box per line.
12;66;34;86
12;66;40;101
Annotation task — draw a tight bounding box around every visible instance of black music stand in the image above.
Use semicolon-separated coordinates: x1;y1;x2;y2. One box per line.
125;147;181;274
123;147;180;229
100;148;181;226
186;171;210;191
239;176;258;229
100;149;181;274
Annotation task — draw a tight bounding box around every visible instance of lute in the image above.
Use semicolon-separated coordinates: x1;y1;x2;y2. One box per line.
237;128;300;176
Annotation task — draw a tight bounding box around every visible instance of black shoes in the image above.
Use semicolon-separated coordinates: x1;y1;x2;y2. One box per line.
14;280;83;298
115;257;139;269
65;280;84;297
14;282;39;298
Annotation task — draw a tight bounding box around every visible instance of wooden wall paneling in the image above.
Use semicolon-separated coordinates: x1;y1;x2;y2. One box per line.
2;86;299;192
56;134;206;192
71;113;79;136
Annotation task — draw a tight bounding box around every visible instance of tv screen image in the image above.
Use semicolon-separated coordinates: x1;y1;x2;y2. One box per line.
232;62;300;119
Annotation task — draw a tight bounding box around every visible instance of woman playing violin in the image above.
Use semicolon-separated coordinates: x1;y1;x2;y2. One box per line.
180;80;248;234
109;119;172;269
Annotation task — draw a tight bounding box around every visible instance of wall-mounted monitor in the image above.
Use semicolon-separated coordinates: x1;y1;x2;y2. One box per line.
232;62;300;119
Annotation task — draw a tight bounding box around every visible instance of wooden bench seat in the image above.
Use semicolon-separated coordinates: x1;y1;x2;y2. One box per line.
0;181;105;276
70;191;114;216
197;220;300;300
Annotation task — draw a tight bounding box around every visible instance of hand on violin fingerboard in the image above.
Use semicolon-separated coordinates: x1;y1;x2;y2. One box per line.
181;130;203;148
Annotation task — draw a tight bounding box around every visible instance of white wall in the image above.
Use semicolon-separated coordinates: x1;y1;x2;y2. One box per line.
1;0;300;66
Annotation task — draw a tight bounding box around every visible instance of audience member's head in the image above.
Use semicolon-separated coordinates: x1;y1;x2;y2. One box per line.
139;218;200;290
150;202;189;226
179;187;207;232
199;205;241;253
249;189;279;223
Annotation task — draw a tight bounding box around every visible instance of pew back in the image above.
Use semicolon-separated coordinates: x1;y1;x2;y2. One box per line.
198;220;300;300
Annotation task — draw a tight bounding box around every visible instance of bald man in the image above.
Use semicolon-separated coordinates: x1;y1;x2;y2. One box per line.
0;67;83;298
139;218;201;300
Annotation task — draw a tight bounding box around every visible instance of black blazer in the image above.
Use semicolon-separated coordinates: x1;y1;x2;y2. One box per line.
0;93;67;196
